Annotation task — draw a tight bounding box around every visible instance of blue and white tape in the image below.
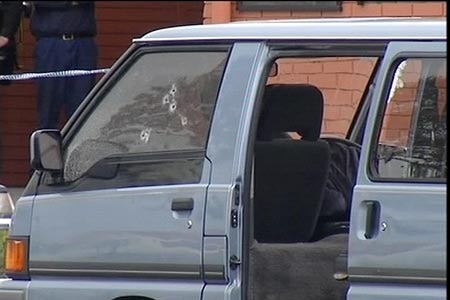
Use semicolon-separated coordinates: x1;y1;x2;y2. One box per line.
0;68;110;81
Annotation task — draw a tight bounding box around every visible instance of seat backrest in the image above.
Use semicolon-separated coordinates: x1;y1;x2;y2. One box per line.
257;84;324;142
254;84;330;243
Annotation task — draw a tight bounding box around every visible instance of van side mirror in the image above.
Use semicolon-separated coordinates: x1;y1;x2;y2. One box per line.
30;129;63;172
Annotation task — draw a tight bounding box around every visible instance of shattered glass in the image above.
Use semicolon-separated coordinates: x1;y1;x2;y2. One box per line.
64;51;227;182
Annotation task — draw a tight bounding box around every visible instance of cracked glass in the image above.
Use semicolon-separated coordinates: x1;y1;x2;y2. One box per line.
63;50;227;182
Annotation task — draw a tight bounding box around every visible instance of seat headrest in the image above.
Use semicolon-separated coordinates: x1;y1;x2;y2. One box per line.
258;84;324;141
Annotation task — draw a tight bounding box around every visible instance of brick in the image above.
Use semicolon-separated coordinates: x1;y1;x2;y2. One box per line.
321;1;352;17
353;59;376;76
337;73;369;91
0;121;36;134
203;2;212;19
323;60;353;74
379;128;401;143
352;90;363;105
412;2;445;16
293;62;323;74
384;115;412;130
262;11;292;18
323;106;340;121
1;83;36;97
351;2;382;17
291;11;322;18
278;58;302;65
0;172;31;187
0;147;28;161
323;119;350;137
390;87;417;103
339;106;357;121
1;109;36;123
278;62;293;75
281;74;308;84
308;74;337;89
266;77;279;85
401;71;421;86
381;2;412;17
389;101;414;116
1;95;37;110
0;133;30;147
234;11;263;19
1;160;31;171
321;89;353;105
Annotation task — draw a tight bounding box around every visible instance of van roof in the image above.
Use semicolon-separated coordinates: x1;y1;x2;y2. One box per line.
135;17;446;43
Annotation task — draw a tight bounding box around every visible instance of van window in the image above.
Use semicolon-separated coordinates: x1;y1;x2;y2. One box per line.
63;50;228;182
375;58;446;181
270;57;378;139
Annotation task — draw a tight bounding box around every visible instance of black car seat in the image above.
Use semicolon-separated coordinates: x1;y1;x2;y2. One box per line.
254;84;330;243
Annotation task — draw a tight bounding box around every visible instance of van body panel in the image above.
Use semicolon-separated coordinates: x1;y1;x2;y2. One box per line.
203;236;228;283
202;280;240;300
348;283;446;300
349;184;446;279
28;160;211;282
28;279;203;300
348;41;446;299
8;195;33;236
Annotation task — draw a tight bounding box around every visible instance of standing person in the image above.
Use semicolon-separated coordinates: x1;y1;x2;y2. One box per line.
0;1;22;82
0;1;23;175
26;1;97;129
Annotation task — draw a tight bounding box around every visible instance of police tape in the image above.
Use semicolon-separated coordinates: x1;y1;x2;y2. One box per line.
0;68;110;81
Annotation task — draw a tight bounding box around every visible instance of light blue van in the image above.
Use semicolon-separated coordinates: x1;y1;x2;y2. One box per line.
0;17;446;300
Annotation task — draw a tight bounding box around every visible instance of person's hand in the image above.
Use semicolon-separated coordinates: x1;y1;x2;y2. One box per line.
0;36;9;48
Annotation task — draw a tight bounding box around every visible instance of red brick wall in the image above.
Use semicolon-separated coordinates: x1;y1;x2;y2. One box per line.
203;1;446;138
268;57;376;137
207;1;447;22
0;1;204;187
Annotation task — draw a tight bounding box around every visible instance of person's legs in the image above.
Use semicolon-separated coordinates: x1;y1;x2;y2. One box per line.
65;37;97;118
35;38;68;129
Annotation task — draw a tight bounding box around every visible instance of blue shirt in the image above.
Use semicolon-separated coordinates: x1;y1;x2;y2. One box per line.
30;1;96;38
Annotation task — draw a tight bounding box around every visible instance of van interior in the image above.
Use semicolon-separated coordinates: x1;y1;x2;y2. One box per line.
245;53;447;300
247;83;354;300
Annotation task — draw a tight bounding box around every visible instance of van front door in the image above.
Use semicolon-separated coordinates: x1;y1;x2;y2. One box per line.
27;46;230;300
348;41;447;300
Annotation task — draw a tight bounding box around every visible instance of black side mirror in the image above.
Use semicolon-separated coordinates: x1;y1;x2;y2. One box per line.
30;129;63;172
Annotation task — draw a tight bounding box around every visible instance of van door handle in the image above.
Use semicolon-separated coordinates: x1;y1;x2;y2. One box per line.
171;198;194;211
364;201;381;239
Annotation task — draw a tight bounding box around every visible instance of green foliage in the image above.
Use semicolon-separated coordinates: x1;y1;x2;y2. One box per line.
0;229;8;274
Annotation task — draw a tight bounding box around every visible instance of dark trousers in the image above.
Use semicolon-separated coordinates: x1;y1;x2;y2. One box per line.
34;37;97;129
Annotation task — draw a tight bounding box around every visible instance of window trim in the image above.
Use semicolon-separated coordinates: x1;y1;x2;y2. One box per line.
368;55;447;184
